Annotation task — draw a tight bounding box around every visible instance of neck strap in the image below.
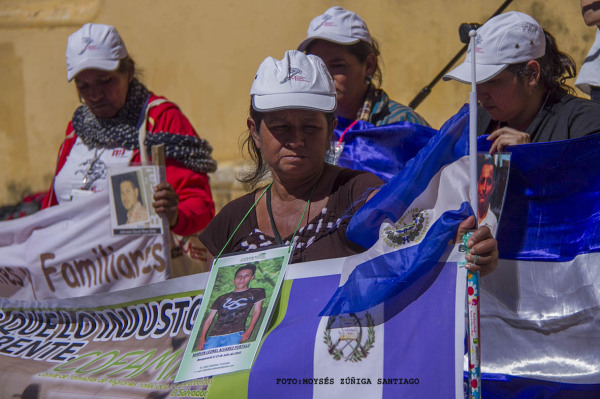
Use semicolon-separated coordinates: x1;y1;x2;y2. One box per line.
215;179;319;262
214;182;273;261
266;181;318;247
266;185;283;244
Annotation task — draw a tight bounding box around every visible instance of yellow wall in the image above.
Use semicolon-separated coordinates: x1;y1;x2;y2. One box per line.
0;0;595;207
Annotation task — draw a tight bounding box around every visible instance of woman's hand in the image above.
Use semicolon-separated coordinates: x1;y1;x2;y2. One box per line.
456;216;498;276
153;182;179;228
487;126;531;154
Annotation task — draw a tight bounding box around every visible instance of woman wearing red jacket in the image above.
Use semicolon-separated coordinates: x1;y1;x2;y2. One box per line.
43;23;216;236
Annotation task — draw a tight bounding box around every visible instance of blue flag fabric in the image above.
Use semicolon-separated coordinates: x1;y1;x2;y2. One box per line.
478;133;600;261
326;106;600;396
347;105;471;249
248;260;464;399
474;132;600;397
320;105;473;315
333;120;437;182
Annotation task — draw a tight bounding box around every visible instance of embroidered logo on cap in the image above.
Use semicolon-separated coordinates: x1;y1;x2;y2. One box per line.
313;14;334;31
280;67;309;84
474;34;484;54
79;36;95;55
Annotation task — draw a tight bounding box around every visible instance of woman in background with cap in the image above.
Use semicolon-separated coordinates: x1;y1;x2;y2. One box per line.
444;11;600;154
197;50;497;276
298;7;428;133
42;23;217;236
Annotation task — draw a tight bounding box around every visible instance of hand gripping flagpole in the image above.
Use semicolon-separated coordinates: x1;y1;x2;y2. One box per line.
466;29;482;399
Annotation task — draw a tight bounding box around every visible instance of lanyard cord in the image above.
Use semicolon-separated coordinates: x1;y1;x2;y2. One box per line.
266;181;318;247
214;181;273;262
213;179;318;262
266;185;283;244
336;119;359;147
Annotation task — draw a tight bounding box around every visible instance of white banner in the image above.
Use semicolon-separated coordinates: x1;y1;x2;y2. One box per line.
0;192;170;301
0;253;464;399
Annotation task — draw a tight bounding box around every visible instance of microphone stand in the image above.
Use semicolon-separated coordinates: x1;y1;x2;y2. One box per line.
408;0;515;110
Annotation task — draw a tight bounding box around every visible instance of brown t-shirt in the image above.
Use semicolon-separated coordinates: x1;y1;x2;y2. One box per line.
199;168;383;263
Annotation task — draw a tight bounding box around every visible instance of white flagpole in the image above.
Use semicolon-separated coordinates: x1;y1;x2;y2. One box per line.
467;29;482;399
469;37;478;211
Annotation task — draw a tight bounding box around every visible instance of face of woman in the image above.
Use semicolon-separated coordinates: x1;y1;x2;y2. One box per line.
75;69;132;119
249;109;331;182
476;69;535;127
308;40;374;119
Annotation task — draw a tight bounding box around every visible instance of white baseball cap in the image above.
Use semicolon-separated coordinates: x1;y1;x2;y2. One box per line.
443;11;546;84
66;23;128;81
250;50;337;112
297;6;372;52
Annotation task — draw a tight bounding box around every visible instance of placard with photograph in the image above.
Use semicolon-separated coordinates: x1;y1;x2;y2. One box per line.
175;245;291;382
108;166;163;235
477;152;511;237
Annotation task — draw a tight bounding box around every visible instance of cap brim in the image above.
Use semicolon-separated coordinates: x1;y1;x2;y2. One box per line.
298;35;361;52
442;62;507;84
252;93;337;112
67;59;120;81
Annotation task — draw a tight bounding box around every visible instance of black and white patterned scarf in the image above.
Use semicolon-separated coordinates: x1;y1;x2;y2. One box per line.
72;79;217;173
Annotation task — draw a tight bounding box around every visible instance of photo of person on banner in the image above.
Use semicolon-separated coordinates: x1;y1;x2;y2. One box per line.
112;171;149;225
196;263;266;351
477;155;497;236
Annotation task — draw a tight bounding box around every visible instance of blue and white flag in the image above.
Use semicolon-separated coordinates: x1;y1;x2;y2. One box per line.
476;133;600;397
246;256;466;399
333;120;437;182
321;104;473;315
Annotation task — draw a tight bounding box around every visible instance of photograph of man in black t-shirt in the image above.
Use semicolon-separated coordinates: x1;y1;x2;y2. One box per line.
197;263;266;350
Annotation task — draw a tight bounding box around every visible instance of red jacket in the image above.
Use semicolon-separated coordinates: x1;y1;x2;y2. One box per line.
43;94;215;236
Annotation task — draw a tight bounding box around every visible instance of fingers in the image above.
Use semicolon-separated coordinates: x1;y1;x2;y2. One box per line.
463;225;498;276
153;182;173;195
465;224;491;246
465;258;498;277
489;138;503;155
152;183;179;227
489;134;516;154
455;215;476;243
153;183;177;206
486;127;531;155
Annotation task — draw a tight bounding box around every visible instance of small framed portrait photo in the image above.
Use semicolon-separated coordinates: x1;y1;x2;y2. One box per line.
108;166;162;235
